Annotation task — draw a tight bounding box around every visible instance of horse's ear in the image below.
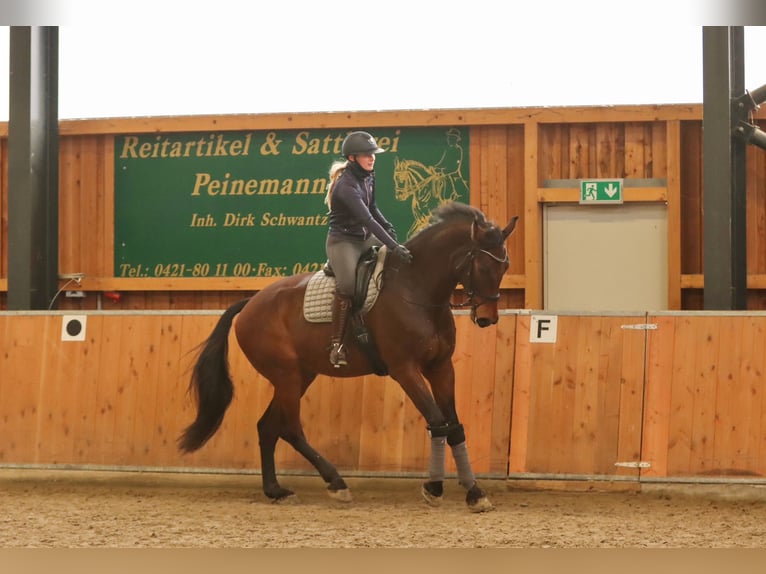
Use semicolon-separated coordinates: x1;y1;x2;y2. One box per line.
470;216;483;242
502;216;519;239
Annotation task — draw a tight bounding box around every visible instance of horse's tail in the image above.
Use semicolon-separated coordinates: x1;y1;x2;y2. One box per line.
177;298;250;453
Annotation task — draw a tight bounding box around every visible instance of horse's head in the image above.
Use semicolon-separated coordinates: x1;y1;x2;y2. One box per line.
393;158;412;201
458;213;519;327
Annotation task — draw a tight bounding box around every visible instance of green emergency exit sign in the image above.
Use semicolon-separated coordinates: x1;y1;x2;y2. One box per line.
579;179;623;204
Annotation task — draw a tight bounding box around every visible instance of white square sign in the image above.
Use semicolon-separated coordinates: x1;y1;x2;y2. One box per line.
61;315;87;342
529;315;557;343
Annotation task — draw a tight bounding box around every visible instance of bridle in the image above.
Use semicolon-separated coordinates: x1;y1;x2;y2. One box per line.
450;244;509;311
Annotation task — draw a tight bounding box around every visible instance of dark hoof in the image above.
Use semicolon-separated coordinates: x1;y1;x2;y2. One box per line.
265;486;296;503
273;493;300;505
466;484;494;513
421;480;444;507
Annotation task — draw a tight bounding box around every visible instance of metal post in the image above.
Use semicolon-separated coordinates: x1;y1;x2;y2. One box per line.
7;26;59;310
702;26;747;310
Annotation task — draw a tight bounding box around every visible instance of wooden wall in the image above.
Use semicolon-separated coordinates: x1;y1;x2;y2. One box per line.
1;104;766;311
3;310;766;484
0;312;512;477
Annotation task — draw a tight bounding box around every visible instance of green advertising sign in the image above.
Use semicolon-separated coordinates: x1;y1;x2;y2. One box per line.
114;127;469;279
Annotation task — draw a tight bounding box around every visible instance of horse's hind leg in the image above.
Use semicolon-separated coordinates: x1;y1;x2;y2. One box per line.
257;401;295;502
259;373;351;503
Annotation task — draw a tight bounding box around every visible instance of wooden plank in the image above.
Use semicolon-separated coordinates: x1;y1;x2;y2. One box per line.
523;121;542;308
505;126;526;283
712;317;742;472
35;316;64;462
666;120;682;309
69;314;105;463
680;122;704;275
129;315;166;466
110;315;143;464
0;317;44;463
58;136;79;275
756;319;766;475
641;315;676;478
688;316;718;475
508;314;532;473
102;137;115;276
483;127;509;216
571;316;600;474
538;124;563;181
568;124;590;179
596;123;620;178
592;317;622;475
49;314;93;464
147;315;185;466
79;137;101;274
0;140;5;277
615;316;646;479
743;318;766;475
623;122;646;178
737;316;762;473
665;314;695;474
489;313;516;474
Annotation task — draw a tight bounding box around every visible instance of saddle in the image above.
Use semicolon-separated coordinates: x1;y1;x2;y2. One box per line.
303;247;388;376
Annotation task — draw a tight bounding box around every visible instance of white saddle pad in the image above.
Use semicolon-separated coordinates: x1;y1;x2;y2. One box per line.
303;247;387;323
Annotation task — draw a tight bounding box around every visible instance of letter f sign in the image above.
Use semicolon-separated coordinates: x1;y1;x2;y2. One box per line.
529;315;557;343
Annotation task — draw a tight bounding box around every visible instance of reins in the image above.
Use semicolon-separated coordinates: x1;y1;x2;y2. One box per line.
383;243;509;311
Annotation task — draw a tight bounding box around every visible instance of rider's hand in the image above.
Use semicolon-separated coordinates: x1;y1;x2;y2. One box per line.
392;244;413;263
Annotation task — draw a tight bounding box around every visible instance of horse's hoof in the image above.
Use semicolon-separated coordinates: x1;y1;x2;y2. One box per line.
273;493;300;505
467;496;494;513
421;482;443;507
466;483;494;513
327;487;353;502
265;486;297;504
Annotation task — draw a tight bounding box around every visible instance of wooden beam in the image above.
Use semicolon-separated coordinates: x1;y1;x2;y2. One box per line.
0;104;708;138
523;121;542;309
537;187;667;203
666;120;683;310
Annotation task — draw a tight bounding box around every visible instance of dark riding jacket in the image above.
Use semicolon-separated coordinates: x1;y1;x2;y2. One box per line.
327;161;398;249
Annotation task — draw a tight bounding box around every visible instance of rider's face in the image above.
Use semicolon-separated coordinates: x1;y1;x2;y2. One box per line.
353;153;376;171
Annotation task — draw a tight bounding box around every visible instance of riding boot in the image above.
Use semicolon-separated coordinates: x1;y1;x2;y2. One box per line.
329;291;353;367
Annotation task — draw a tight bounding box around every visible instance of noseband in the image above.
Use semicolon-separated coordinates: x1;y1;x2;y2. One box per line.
451;245;509;311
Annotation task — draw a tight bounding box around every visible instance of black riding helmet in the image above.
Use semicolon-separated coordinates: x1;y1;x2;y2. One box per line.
341;131;385;157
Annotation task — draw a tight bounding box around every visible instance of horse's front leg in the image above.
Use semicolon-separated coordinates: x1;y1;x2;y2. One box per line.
422;359;494;513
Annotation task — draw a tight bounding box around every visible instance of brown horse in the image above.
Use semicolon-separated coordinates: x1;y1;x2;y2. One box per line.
178;202;518;512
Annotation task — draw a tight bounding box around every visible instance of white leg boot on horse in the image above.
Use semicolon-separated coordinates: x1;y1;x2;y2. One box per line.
329;291;353;367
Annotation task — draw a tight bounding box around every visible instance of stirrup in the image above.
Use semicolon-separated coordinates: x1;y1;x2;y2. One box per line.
329;342;348;367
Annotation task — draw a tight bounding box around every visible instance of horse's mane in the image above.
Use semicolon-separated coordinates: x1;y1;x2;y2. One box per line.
428;202;485;226
407;202;504;247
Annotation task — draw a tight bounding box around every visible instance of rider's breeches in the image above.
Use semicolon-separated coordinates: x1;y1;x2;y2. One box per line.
326;235;380;296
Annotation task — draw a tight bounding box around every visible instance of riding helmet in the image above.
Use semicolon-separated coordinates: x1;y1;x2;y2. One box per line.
341;131;385;157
